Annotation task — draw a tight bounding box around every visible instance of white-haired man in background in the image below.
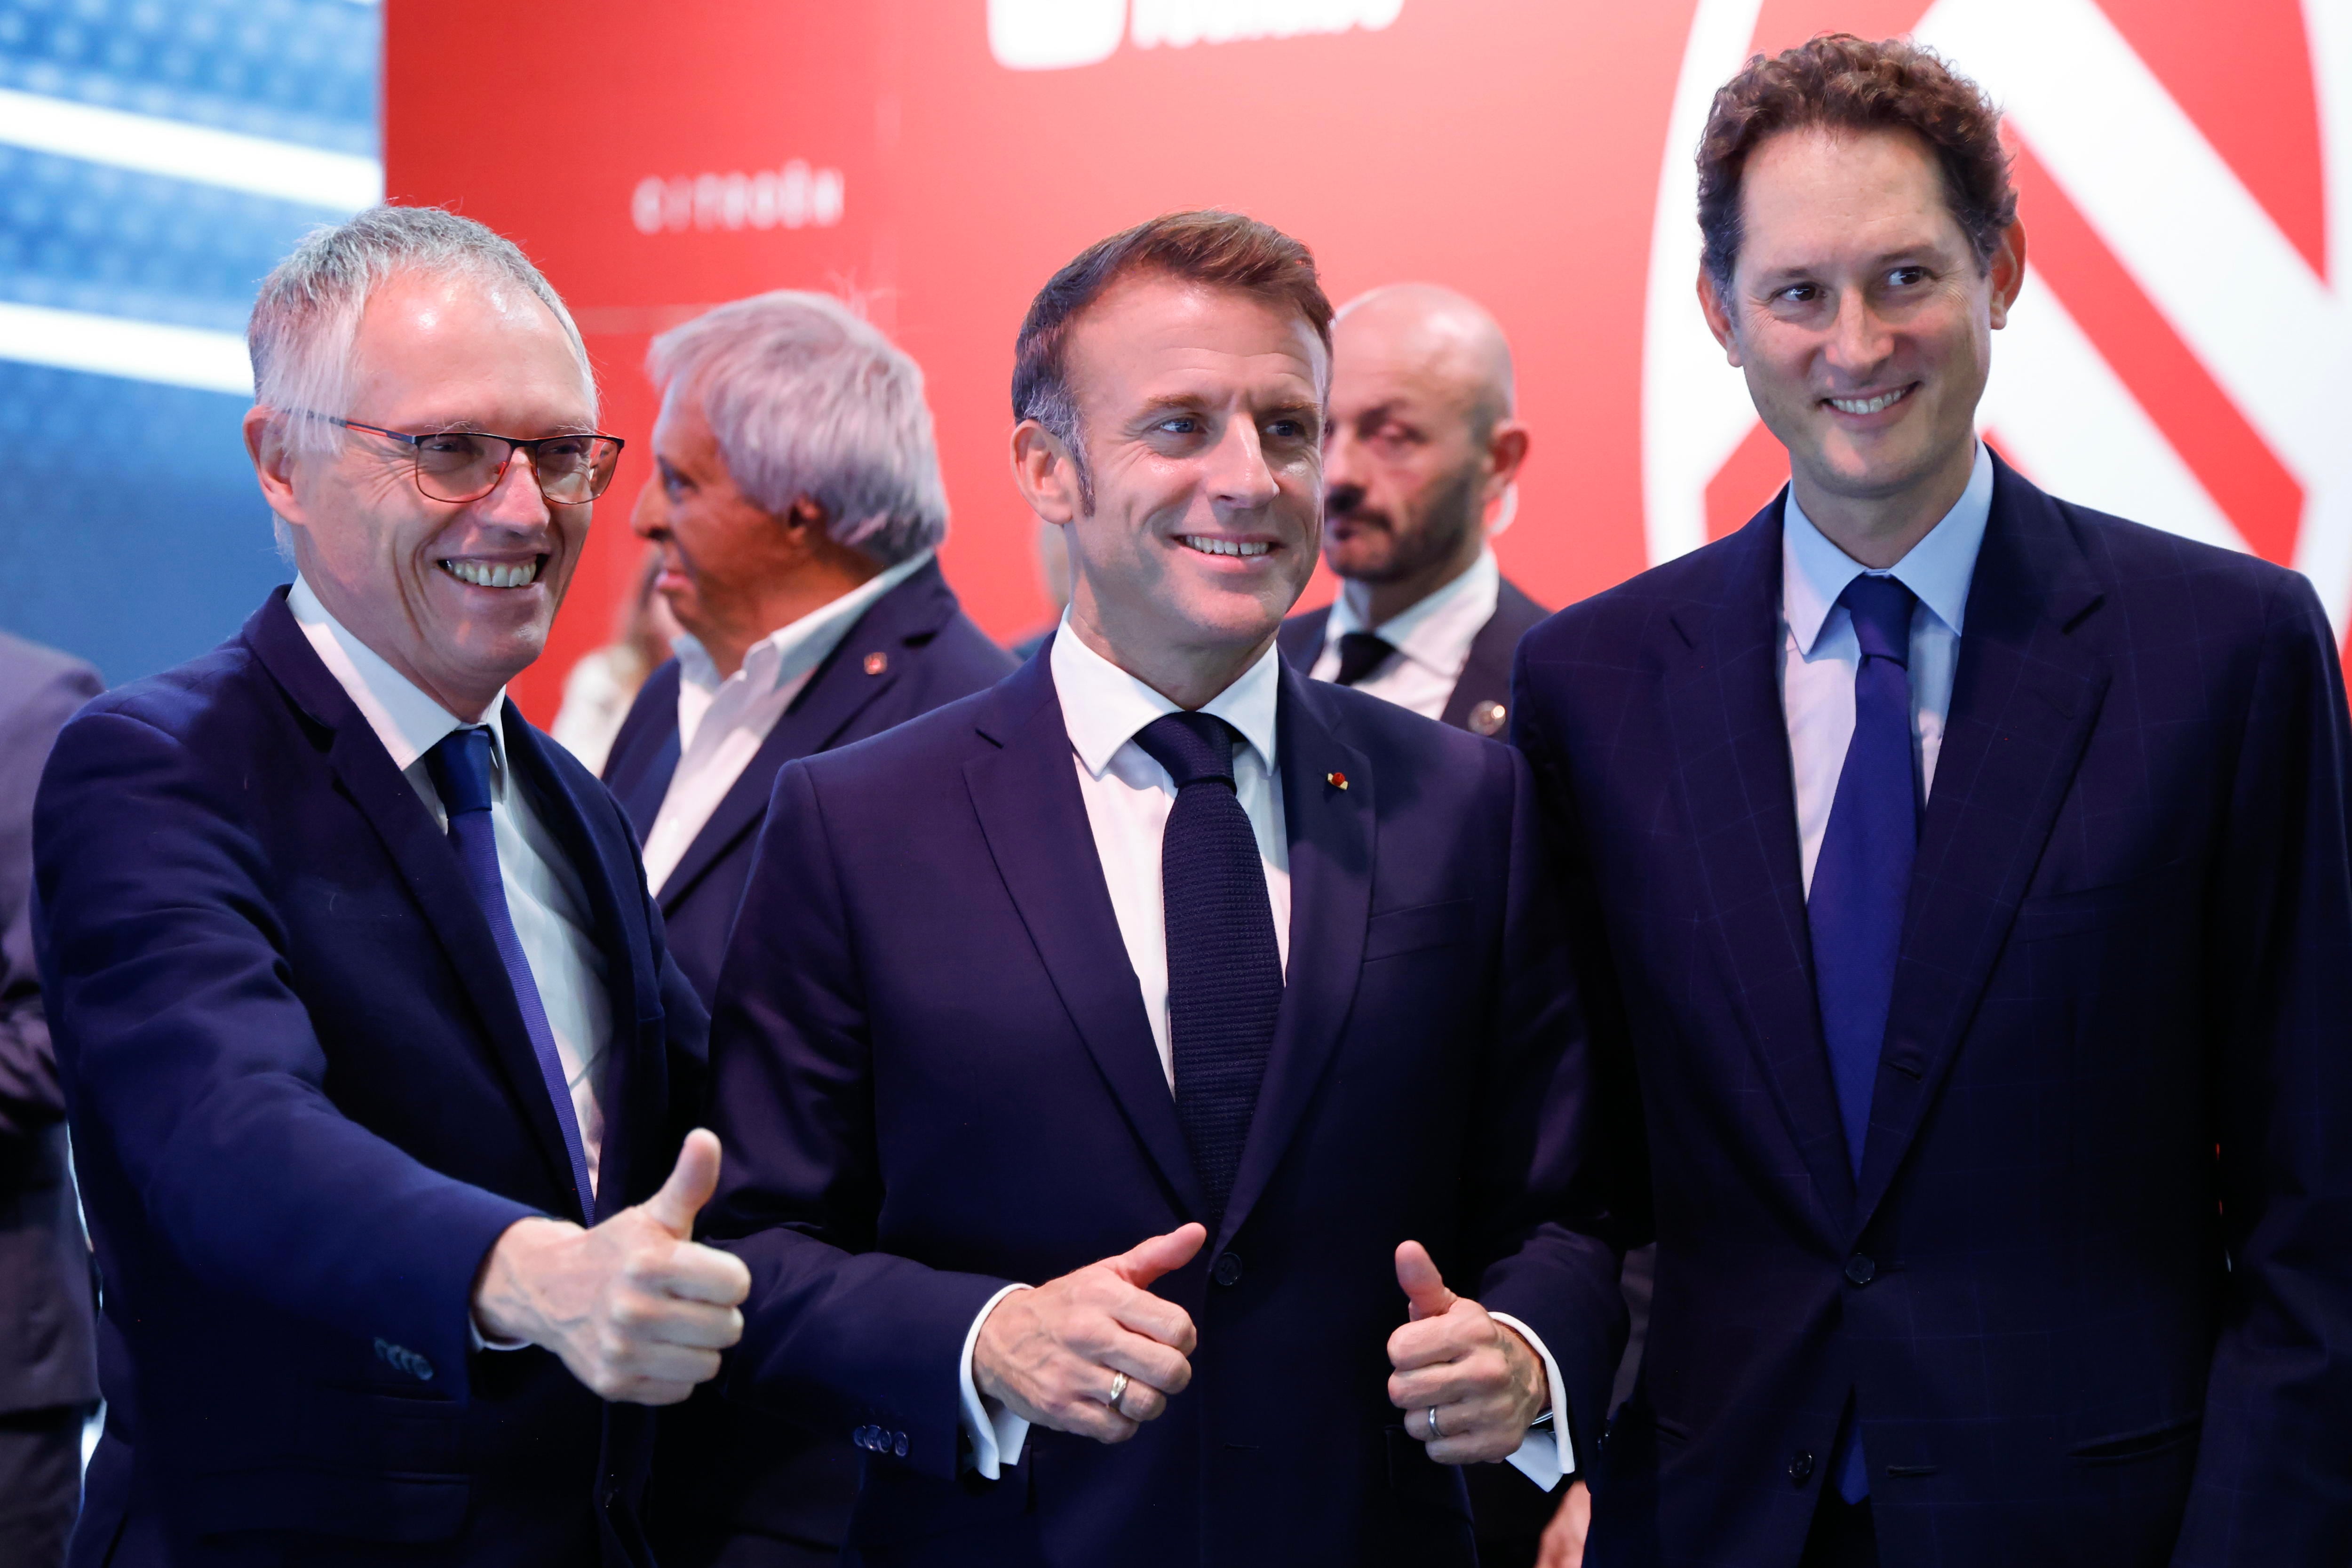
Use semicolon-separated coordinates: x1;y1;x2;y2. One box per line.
36;205;745;1568
602;291;1012;1567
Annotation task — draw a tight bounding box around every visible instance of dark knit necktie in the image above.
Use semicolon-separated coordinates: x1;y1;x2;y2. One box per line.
1131;712;1283;1226
1804;573;1919;1504
424;727;595;1219
1333;631;1397;687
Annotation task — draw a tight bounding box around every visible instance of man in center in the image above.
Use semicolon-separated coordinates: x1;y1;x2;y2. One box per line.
698;212;1623;1565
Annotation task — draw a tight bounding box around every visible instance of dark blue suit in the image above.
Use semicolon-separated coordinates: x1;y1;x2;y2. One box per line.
34;591;707;1567
699;646;1625;1568
1513;457;2352;1567
604;559;1012;1564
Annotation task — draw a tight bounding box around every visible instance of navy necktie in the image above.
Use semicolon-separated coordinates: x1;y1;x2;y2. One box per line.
424;727;595;1220
1804;573;1919;1504
1132;712;1284;1226
1333;631;1397;688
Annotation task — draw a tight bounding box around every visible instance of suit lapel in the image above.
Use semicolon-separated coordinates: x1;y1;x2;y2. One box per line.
961;654;1210;1221
244;596;588;1217
503;708;657;1223
1438;578;1548;731
1666;499;1859;1222
1276;607;1329;670
656;567;953;912
1853;460;2108;1226
1216;668;1374;1251
609;662;681;838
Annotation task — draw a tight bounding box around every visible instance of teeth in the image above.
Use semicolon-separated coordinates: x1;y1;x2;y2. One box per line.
1180;536;1272;558
441;557;541;589
1828;388;1909;415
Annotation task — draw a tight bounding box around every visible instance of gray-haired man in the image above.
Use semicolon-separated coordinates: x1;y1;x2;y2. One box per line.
38;205;744;1568
601;291;1012;1567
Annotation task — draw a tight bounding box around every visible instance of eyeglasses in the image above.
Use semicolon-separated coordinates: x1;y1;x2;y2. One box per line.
323;416;626;506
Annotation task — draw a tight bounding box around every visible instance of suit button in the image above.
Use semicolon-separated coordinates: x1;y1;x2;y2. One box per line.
1845;1254;1877;1287
853;1425;871;1449
1212;1252;1244;1288
1789;1450;1815;1485
894;1432;909;1458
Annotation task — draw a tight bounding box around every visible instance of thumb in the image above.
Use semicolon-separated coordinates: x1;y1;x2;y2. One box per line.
643;1128;723;1238
1108;1221;1208;1288
1395;1240;1458;1322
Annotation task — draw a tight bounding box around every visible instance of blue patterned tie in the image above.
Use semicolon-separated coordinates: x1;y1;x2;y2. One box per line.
1132;712;1283;1226
1806;573;1919;1504
424;727;595;1220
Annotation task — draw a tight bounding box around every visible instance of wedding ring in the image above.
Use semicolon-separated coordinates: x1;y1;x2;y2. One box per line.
1106;1371;1130;1411
1427;1406;1443;1440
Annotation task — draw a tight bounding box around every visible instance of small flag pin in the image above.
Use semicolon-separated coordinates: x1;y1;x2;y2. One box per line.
1325;771;1348;790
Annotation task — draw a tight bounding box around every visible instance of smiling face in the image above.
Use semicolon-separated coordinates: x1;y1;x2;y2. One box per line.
1700;126;2021;557
1017;272;1327;704
256;270;598;720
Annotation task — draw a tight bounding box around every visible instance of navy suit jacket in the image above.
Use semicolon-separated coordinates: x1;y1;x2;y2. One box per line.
697;645;1624;1568
1513;457;2352;1568
604;558;1016;1005
34;591;707;1568
604;560;1011;1562
1278;574;1550;732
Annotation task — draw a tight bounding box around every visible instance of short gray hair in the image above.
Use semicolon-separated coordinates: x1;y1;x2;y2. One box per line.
647;291;948;566
249;205;593;454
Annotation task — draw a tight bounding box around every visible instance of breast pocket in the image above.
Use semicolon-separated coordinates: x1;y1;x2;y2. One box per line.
2010;864;2186;944
1363;899;1474;963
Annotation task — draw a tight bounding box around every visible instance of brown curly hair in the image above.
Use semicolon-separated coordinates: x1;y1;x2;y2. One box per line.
1696;34;2018;293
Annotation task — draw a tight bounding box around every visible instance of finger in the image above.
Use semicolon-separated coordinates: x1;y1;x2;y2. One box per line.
1106;1222;1208;1289
646;1240;753;1307
1046;1395;1141;1445
642;1129;723;1238
1099;1331;1193;1399
606;1378;699;1407
1386;1311;1484;1372
1112;1377;1169;1423
1394;1240;1457;1322
620;1296;744;1352
1108;1287;1198;1354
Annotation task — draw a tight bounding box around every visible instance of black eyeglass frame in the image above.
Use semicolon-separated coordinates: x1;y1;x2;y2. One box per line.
320;415;626;506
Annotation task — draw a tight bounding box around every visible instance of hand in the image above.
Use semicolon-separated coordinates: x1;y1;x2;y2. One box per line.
973;1222;1206;1444
1537;1479;1591;1568
471;1129;752;1405
1386;1239;1548;1463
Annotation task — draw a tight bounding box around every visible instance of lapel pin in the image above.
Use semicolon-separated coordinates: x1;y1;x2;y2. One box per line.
863;651;888;676
1469;700;1508;737
1325;770;1348;791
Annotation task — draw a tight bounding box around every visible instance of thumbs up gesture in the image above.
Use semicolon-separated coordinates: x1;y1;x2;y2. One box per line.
973;1222;1206;1443
1387;1240;1549;1463
470;1128;754;1405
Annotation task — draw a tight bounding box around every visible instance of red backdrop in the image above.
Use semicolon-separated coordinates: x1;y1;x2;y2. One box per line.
384;0;2348;719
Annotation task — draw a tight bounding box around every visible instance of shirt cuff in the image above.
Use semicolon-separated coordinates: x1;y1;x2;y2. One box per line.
958;1283;1034;1479
1489;1310;1574;1491
469;1316;529;1353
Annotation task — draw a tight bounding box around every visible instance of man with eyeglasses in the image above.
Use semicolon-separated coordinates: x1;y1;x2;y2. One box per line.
33;206;744;1568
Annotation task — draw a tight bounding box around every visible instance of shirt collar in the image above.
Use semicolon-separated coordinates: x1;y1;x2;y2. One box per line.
1327;545;1501;673
1782;440;1993;655
287;575;507;781
1049;613;1282;782
672;549;934;696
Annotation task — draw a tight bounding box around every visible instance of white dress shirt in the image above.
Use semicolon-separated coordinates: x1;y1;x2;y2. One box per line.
956;617;1572;1494
1780;442;1994;893
641;550;934;895
1307;546;1501;720
287;576;613;1192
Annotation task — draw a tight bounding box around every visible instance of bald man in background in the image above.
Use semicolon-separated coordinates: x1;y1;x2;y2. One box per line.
1277;284;1546;739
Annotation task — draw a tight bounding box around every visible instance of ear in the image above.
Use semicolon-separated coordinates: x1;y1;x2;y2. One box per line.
244;405;308;525
1986;218;2026;331
1696;263;1744;367
1010;419;1081;525
1483;421;1531;504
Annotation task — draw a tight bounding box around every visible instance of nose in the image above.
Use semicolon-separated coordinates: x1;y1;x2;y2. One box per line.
1205;415;1280;514
1323;424;1366;493
1825;285;1894;380
629;475;666;540
476;445;553;528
